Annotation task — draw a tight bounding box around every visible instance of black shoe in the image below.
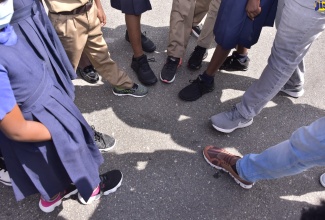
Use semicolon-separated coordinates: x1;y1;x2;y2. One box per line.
125;30;156;53
191;25;201;38
92;126;116;152
179;76;214;101
77;65;99;84
131;54;157;85
78;170;123;205
99;170;123;195
160;56;181;83
219;52;250;71
188;46;208;70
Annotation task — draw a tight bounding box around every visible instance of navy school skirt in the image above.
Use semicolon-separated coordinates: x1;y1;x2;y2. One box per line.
111;0;152;15
214;0;278;50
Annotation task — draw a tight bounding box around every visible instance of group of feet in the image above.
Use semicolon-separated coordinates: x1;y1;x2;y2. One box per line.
77;27;249;99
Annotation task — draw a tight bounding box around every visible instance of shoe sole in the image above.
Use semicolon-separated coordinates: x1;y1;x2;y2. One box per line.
202;151;253;189
212;119;253;133
99;140;116;152
219;67;248;72
280;88;305;98
102;173;123;196
39;188;78;213
0;179;12;186
191;30;200;38
320;173;325;187
112;90;147;98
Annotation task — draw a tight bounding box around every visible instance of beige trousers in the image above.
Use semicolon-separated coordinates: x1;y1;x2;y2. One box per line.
167;0;212;58
197;0;221;49
49;4;133;88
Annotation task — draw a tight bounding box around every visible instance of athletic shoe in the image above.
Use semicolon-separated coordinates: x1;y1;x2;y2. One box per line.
320;173;325;187
125;30;156;53
191;25;201;38
211;106;253;133
113;83;148;97
203;146;254;189
131;54;157;85
160;56;181;83
178;76;214;101
0;157;11;186
77;65;99;84
188;46;208;70
39;184;78;213
78;170;123;205
92;126;116;152
280;84;305;98
219;51;250;71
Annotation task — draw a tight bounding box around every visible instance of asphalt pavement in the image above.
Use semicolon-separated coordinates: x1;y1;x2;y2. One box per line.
1;1;325;219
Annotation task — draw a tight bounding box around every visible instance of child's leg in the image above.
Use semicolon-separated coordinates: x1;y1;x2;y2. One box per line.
206;45;231;76
125;14;143;58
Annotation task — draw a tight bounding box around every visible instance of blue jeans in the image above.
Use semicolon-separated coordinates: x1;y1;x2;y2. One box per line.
237;117;325;182
236;0;325;119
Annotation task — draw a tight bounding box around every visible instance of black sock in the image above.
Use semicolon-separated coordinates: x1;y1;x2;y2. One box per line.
200;72;214;84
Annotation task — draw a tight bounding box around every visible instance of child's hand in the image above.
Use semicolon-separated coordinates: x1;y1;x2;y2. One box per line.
246;0;261;20
97;8;107;26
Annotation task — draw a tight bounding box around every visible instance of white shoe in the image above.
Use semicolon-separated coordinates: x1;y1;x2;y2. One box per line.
0;158;11;186
320;173;325;187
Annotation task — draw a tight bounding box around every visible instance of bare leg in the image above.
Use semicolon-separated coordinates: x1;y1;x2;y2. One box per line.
205;45;231;76
125;14;143;58
236;45;248;55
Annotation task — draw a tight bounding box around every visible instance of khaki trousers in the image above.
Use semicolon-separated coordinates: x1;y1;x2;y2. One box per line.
197;0;221;48
167;0;211;58
49;4;133;88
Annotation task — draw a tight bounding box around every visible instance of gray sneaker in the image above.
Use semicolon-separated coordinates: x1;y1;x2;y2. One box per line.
113;83;148;97
280;84;304;98
211;107;253;133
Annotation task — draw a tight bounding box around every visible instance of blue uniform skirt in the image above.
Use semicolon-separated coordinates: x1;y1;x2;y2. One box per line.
214;0;278;50
0;0;103;202
111;0;152;15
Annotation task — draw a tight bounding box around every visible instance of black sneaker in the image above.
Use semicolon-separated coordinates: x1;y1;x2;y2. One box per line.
92;126;116;152
219;51;250;71
125;30;156;53
179;76;214;101
131;54;157;85
191;25;201;38
77;65;99;84
160;56;181;83
188;46;208;70
78;170;123;205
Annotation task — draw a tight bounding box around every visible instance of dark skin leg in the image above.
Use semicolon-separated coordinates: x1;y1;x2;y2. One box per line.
205;45;231;77
125;14;144;58
236;45;248;55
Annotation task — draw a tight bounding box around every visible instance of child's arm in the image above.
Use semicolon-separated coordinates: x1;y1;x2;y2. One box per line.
94;0;106;26
246;0;261;20
0;104;52;142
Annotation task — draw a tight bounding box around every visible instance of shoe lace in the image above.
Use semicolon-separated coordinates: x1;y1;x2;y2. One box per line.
84;65;95;74
92;126;106;146
165;58;179;71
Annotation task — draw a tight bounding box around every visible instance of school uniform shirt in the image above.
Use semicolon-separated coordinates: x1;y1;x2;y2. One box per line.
44;0;88;13
0;65;15;121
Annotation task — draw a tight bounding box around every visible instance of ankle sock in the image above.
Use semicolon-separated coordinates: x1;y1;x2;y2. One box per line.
200;72;214;84
234;52;248;63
